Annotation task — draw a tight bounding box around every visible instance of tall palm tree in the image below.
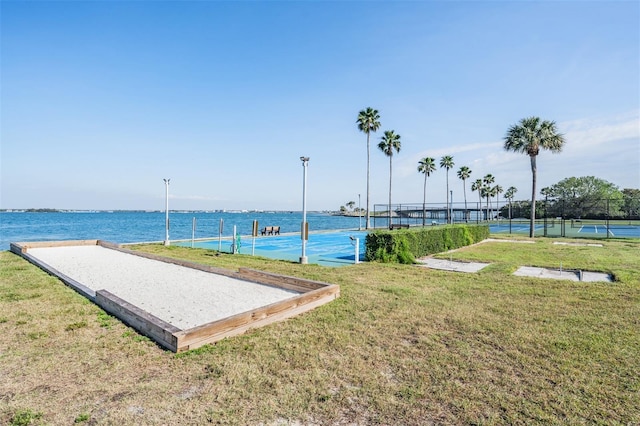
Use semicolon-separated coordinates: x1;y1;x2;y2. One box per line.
439;155;455;223
378;130;401;227
504;116;565;237
357;107;381;229
494;184;503;219
457;166;472;222
483;174;495;220
471;179;484;221
418;157;437;226
505;186;517;219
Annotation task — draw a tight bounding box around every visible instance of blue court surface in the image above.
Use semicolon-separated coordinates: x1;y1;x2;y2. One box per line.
177;230;368;267
573;225;640;238
489;222;640;238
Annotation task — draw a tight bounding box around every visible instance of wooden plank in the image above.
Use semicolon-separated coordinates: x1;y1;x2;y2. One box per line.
174;285;339;352
95;290;181;352
10;249;96;300
236;268;327;292
11;240;99;251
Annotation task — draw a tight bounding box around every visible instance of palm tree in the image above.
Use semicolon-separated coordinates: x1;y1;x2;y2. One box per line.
378;130;401;227
483;174;495;220
439;155;455;223
471;179;484;221
494;185;503;219
457;166;472;222
504;116;565;237
505;186;517;219
357;107;381;229
346;201;355;211
418;157;437;226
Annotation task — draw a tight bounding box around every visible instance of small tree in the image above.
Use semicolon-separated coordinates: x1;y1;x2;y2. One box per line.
471;179;484;220
378;130;402;227
504;186;518;219
483;174;495;220
440;155;455;223
418;157;437;226
357;108;381;229
457;166;472;222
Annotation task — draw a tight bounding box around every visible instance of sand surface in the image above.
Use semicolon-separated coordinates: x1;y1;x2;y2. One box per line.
28;245;299;330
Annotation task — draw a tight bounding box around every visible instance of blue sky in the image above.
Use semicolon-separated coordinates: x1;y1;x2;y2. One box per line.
1;1;638;211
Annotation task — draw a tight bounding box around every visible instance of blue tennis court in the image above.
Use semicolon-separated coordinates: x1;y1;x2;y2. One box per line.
574;225;640;238
177;230;367;267
489;223;546;234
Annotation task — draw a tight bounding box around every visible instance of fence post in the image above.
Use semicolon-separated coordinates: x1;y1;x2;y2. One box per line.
606;199;610;239
544;197;549;237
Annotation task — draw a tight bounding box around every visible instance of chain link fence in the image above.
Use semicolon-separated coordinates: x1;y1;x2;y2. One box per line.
373;195;640;239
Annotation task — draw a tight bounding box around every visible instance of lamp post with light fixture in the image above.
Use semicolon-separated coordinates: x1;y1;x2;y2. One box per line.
300;157;309;264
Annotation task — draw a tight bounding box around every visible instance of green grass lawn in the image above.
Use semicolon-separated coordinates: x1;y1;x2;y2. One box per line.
1;237;638;425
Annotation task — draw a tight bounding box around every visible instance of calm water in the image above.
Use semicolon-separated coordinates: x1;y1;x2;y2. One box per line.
0;211;366;251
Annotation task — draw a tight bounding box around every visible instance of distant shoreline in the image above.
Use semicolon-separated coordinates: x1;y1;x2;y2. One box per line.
0;209;336;214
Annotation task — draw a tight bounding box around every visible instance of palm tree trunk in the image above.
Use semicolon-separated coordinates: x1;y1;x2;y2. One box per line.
445;171;449;224
487;194;491;220
388;156;393;227
366;133;371;229
463;180;468;222
422;173;427;227
530;155;537;238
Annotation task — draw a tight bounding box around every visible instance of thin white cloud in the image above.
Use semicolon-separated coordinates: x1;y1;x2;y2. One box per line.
561;110;639;151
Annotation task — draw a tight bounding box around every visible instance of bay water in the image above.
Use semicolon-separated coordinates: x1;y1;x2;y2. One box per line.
0;211;365;251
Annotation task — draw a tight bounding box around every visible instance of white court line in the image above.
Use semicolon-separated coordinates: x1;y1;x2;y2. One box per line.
578;226;584;233
594;226;598;234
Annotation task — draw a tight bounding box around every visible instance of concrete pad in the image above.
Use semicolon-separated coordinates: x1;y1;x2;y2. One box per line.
416;258;490;273
553;242;603;247
484;238;535;244
513;266;612;282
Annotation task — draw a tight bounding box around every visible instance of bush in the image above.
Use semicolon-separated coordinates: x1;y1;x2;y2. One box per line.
365;224;489;263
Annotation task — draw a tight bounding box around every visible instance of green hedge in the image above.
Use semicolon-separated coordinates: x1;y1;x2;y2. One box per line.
365;224;490;264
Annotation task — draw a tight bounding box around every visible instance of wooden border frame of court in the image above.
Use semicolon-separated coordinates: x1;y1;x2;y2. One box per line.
9;240;340;353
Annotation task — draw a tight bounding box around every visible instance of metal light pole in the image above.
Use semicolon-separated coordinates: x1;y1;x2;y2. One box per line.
450;190;453;224
163;178;170;246
358;193;362;231
300;157;309;264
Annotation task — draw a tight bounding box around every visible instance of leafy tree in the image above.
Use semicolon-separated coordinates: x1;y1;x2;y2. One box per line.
357;107;381;229
346;201;356;211
622;188;640;219
440;155;455;223
457;166;472;222
378;130;402;227
503;116;565;237
418;157;437;226
471;179;484;220
547;176;623;218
